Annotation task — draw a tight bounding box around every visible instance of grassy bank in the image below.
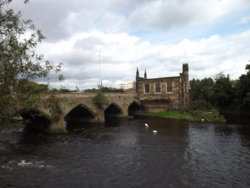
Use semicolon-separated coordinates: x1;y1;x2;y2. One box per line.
140;109;226;123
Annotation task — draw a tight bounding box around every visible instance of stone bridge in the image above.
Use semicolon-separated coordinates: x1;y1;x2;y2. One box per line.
22;93;141;132
21;64;189;132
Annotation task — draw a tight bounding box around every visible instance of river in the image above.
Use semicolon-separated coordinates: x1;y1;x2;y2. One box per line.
1;117;250;188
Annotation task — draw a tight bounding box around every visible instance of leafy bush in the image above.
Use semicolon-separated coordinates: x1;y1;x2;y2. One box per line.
45;94;63;121
189;100;213;111
93;92;109;109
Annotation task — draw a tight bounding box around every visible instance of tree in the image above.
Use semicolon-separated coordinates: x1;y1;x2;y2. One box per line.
236;64;250;110
0;0;60;125
58;74;65;89
189;78;214;110
212;73;235;108
85;87;125;93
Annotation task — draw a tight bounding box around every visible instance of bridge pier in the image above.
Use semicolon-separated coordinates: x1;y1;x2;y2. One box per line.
123;111;128;117
49;111;106;133
50;115;65;133
95;109;105;123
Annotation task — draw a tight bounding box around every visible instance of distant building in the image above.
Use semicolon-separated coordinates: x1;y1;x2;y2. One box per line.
135;64;189;111
120;82;133;90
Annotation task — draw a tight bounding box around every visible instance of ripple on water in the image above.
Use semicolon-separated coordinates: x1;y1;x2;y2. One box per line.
1;159;53;170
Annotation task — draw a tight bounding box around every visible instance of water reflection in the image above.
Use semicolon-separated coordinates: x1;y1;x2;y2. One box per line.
186;122;250;187
1;117;250;188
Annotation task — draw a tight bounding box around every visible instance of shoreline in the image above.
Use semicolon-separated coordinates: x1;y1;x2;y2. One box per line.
138;109;226;124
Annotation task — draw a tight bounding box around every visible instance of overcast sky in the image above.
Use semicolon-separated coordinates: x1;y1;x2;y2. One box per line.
11;0;250;90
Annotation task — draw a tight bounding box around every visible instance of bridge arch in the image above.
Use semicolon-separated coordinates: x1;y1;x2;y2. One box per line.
104;103;123;122
128;101;143;116
20;109;52;133
65;104;96;130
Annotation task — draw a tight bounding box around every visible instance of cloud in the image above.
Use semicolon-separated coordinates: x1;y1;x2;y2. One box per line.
238;16;250;25
126;0;248;31
10;0;249;42
36;29;250;90
7;0;250;90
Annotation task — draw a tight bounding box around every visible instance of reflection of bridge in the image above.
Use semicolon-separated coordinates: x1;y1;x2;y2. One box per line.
22;93;141;132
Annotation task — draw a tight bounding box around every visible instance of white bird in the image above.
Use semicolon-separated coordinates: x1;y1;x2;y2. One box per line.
145;123;149;127
201;118;204;122
18;160;32;167
153;130;158;134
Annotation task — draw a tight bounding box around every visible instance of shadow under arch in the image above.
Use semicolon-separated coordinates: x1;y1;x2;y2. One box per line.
128;101;143;116
104;103;123;124
20;109;52;133
65;104;96;131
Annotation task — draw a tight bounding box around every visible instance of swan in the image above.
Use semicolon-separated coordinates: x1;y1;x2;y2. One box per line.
153;130;158;134
18;160;32;167
145;123;149;127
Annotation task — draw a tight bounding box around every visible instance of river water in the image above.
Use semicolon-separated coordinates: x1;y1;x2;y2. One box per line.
1;117;250;188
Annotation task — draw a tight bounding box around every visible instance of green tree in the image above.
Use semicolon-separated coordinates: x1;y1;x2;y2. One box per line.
85;87;124;93
0;0;60;125
189;78;214;110
212;73;235;108
58;74;65;89
236;64;250;110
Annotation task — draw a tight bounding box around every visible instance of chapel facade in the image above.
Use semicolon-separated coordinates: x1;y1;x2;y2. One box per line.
135;64;189;111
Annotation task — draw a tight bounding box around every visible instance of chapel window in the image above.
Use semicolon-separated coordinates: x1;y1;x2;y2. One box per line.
167;81;172;92
144;83;150;93
155;82;161;92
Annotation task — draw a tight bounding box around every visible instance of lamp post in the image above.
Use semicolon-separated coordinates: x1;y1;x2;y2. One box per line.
98;51;103;88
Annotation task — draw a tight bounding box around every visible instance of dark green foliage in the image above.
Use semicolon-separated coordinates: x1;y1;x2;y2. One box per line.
189;78;214;110
16;80;49;94
189;65;250;113
44;94;63;121
236;64;250;110
93;92;109;109
49;88;73;93
85;87;124;93
59;88;71;93
212;73;235;108
99;87;124;92
189;99;213;111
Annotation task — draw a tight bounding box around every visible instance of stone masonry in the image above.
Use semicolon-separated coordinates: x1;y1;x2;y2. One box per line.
135;64;189;112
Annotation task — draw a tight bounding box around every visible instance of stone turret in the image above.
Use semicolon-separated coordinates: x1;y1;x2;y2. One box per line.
144;70;147;79
182;63;189;107
136;67;139;93
136;67;139;78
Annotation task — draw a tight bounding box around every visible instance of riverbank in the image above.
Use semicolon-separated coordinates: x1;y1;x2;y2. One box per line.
140;109;226;123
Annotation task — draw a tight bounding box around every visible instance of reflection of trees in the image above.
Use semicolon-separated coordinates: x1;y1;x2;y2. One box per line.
214;125;233;137
237;125;250;143
213;123;250;148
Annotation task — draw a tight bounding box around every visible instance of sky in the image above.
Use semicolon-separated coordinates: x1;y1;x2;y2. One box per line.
11;0;250;90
